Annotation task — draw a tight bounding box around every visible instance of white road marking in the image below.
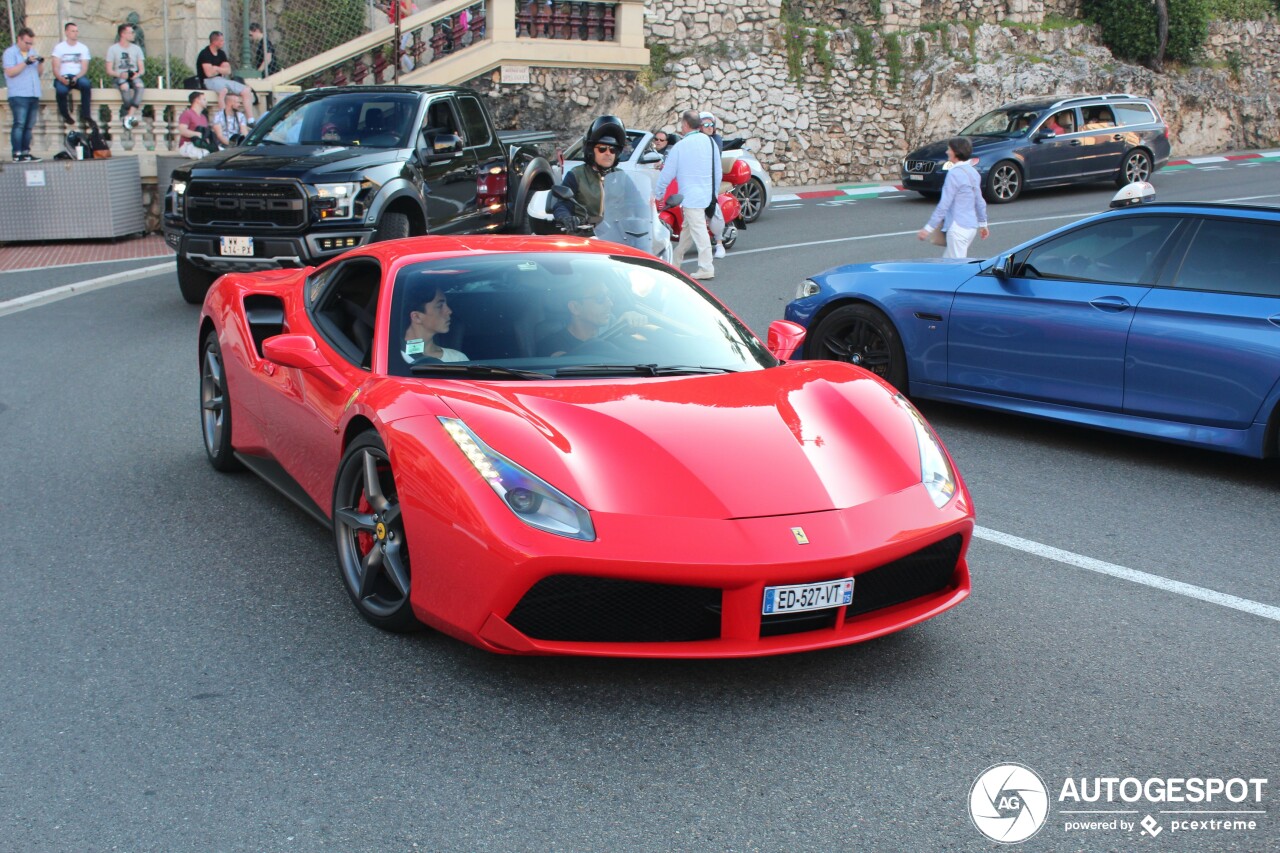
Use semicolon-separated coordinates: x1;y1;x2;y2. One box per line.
0;262;174;317
974;526;1280;623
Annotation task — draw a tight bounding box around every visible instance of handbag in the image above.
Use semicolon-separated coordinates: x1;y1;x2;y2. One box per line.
929;228;947;247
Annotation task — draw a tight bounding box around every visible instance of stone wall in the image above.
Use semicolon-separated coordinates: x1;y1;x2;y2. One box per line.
467;2;1280;187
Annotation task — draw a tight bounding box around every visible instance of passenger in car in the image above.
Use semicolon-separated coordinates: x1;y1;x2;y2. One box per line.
403;286;468;363
1046;111;1074;135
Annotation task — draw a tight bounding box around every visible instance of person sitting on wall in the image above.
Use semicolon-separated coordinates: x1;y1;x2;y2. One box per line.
51;22;92;126
106;23;146;131
197;31;258;124
178;91;214;159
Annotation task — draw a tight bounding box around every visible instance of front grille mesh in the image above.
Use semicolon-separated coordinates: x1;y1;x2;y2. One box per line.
846;534;962;618
507;575;722;643
905;160;936;173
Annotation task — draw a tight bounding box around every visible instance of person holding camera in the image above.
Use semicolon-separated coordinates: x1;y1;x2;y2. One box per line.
106;23;146;131
51;22;92;126
211;91;248;149
3;27;44;161
178;91;214;159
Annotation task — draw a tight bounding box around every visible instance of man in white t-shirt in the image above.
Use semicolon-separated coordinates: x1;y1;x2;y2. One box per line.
105;23;146;130
51;22;92;125
211;91;248;148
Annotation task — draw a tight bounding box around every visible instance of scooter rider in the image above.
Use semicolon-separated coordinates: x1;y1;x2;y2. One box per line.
554;114;625;234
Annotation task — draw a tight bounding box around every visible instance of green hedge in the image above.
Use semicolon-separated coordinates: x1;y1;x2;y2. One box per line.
85;56;195;90
1084;0;1210;65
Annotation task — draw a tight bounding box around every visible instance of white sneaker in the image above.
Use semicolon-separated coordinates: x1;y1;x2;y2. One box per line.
123;114;139;130
714;243;726;259
691;270;715;280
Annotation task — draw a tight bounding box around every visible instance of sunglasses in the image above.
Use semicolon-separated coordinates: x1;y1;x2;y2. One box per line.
654;136;667;142
593;144;619;155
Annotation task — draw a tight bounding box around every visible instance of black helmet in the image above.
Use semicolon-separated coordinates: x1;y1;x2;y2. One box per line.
586;114;626;149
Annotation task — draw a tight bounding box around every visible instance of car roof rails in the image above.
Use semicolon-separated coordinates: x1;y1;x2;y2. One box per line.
1049;93;1139;110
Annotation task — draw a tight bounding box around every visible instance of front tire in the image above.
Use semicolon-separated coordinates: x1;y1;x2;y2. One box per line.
734;176;767;223
200;332;242;472
1117;149;1153;187
374;211;411;243
984;161;1023;204
809;304;908;391
178;255;219;305
332;433;422;633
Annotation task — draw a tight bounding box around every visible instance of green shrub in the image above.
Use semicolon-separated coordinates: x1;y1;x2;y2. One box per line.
1205;0;1272;18
885;32;902;87
1084;0;1210;65
86;55;194;89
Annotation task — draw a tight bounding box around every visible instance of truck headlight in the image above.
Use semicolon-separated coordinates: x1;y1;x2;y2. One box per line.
313;182;360;220
171;180;187;216
440;417;595;541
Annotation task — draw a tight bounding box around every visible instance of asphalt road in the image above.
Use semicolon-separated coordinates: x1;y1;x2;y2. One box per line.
1;161;1277;852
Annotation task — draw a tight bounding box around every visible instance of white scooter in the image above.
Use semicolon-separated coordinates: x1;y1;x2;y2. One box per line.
527;170;677;264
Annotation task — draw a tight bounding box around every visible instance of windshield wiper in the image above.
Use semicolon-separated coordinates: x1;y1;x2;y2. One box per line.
555;364;737;377
409;363;554;380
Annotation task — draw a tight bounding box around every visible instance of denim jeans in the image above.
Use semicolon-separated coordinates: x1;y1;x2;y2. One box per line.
8;96;38;157
54;76;93;120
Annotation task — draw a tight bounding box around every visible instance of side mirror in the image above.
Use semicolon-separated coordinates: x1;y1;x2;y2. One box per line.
992;254;1016;279
262;334;329;370
1034;130;1055;142
551;184;574;200
639;150;663;165
421;130;463;161
766;320;806;360
666;192;684;208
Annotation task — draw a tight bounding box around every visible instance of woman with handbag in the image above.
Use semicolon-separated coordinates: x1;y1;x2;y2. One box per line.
917;137;989;258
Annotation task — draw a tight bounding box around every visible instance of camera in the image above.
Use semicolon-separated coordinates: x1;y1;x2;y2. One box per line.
126;70;135;80
26;54;42;64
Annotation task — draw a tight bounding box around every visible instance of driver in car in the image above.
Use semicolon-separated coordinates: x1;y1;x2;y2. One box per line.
537;284;649;357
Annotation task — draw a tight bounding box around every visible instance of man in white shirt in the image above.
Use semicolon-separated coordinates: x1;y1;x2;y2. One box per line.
211;91;248;148
105;23;146;130
51;22;92;125
654;109;723;280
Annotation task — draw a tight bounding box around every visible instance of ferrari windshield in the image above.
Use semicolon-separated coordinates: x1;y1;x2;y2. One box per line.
959;107;1041;138
387;253;775;378
246;92;417;148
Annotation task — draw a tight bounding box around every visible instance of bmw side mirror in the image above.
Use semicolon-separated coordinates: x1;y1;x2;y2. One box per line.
992;254;1015;278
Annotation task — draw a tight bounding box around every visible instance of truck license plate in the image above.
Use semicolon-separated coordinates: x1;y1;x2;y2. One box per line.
220;236;254;257
762;578;853;615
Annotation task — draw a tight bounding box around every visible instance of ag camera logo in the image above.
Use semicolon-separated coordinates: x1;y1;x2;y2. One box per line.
969;763;1050;843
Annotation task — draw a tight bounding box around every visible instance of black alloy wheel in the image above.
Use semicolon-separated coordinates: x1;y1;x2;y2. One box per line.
985;161;1023;204
1117;149;1153;187
200;332;242;472
734;176;767;223
332;433;421;632
810;304;908;391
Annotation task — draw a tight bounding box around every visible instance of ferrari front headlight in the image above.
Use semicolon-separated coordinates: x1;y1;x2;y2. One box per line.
895;395;957;508
440;417;595;541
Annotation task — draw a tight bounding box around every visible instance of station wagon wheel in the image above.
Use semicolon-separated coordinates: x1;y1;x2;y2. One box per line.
985;161;1022;203
734;176;767;223
200;332;242;472
1117;149;1153;187
810;304;907;391
332;433;421;632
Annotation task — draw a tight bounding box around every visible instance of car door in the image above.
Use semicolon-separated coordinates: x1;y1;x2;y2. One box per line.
1125;216;1280;428
1023;109;1082;185
1074;104;1126;179
418;95;478;234
257;257;381;510
947;215;1182;409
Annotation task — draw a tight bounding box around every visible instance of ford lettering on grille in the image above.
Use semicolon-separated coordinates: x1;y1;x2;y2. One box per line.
187;183;307;228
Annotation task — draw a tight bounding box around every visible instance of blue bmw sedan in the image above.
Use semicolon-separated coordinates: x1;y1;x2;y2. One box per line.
785;202;1280;457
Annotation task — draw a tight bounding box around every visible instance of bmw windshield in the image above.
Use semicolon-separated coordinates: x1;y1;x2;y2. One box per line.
388;253;776;379
959;108;1041;138
246;92;418;148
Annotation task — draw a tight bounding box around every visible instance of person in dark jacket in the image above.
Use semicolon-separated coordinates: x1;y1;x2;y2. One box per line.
553;114;625;234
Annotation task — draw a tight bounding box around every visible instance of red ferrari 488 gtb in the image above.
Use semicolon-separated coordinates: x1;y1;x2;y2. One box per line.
198;236;973;657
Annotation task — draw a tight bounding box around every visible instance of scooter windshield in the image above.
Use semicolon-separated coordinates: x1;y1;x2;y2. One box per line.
594;170;656;254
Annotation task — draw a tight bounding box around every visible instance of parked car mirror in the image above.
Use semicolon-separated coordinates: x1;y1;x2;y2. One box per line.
639;150;663;164
263;334;329;370
1034;130;1055;142
992;254;1015;278
420;130;464;162
766;320;807;360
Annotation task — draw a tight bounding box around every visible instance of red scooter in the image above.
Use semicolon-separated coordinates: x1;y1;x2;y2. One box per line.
659;158;751;251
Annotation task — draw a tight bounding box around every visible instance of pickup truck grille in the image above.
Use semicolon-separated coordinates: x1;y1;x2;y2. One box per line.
185;181;307;228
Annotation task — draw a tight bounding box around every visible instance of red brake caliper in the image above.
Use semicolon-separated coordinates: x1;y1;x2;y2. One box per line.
356;494;374;556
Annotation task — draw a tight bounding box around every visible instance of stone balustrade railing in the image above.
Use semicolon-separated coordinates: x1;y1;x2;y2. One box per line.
0;86;300;178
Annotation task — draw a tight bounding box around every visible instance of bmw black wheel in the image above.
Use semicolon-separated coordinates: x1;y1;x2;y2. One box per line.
985;161;1022;204
1117;149;1153;187
200;332;242;472
810;304;908;391
332;433;421;632
734;176;767;223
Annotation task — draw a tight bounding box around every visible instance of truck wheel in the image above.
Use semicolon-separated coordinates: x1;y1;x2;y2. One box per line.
178;256;220;305
374;212;411;243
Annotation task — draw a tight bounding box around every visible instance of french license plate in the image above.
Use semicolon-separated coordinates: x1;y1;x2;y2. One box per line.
762;578;853;615
908;174;924;181
220;236;254;257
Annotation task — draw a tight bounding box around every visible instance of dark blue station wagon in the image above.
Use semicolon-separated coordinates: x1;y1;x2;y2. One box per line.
901;94;1172;203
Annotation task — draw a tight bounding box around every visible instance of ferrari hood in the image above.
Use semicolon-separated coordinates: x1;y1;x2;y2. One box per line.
439;362;925;519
